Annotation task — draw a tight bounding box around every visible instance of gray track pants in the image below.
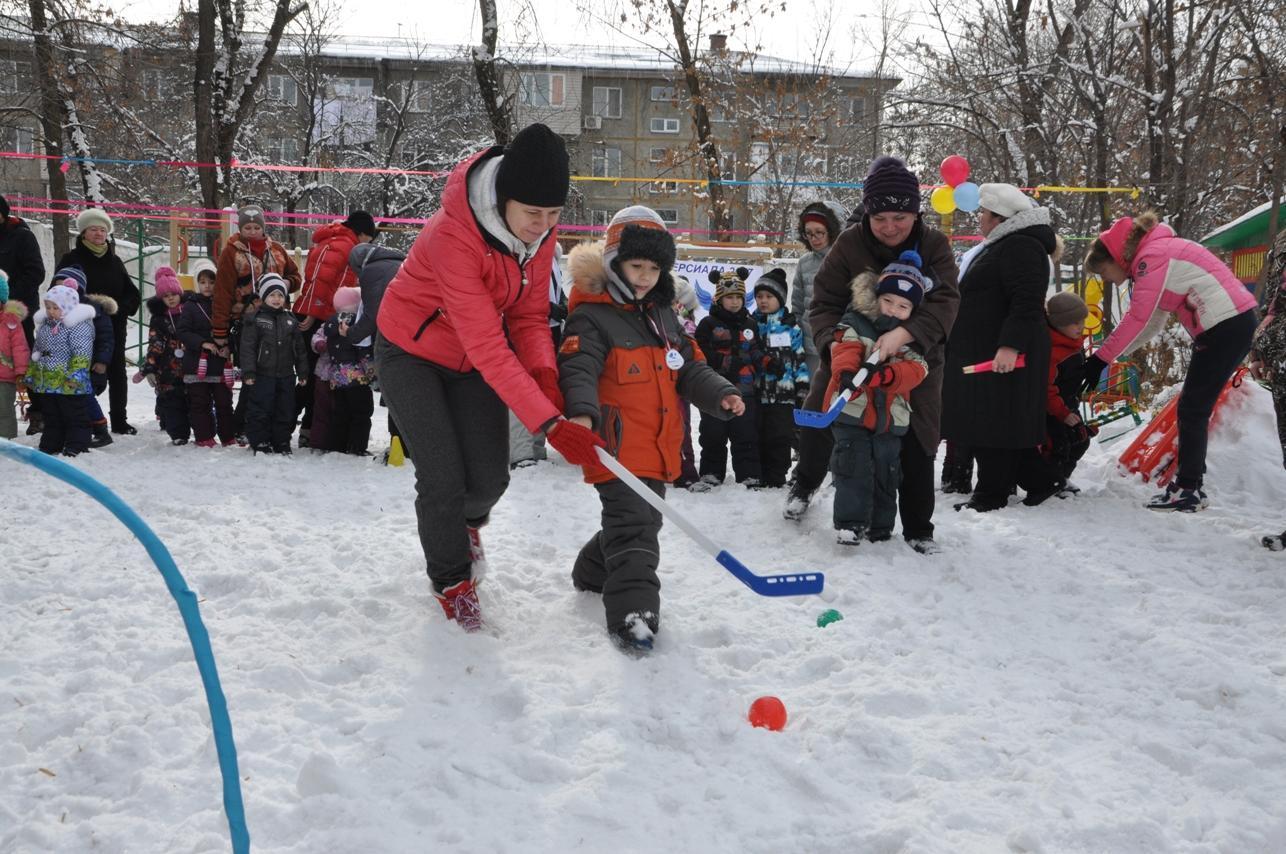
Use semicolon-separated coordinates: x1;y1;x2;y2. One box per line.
376;337;510;591
573;478;665;631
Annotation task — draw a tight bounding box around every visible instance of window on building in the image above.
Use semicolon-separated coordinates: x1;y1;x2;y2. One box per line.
848;96;867;125
9;126;34;154
709;105;734;123
591;86;622;118
519;72;566;108
649;117;680;134
401;140;435;167
649;147;668;164
719;152;737;181
650;85;676;102
141;69;165;101
591;146;621;179
590;209;612;227
265;137;300;163
0;60;30;94
749;142;770;170
406;80;432;113
654;208;678;225
647;180;679;195
268;74;299;106
314;77;376;145
781;93;811;118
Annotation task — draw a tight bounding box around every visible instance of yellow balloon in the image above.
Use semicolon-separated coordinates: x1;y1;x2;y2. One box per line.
931;186;957;215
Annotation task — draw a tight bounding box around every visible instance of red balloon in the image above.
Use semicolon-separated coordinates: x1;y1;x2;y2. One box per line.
748;696;788;731
941;155;971;188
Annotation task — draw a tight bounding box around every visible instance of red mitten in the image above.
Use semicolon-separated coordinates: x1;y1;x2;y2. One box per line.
830;340;863;378
546;418;605;467
865;365;895;388
532;366;564;414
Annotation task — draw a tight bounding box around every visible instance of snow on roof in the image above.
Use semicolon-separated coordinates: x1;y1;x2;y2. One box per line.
279;35;884;81
1201;198;1277;244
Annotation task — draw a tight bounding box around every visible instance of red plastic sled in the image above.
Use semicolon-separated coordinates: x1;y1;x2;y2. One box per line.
1117;367;1248;485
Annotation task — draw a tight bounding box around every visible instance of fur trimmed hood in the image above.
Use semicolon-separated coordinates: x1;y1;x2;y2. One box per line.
797;201;847;249
847;271;882;320
33;302;96;328
84;292;118;316
146;292;188;318
3;299;28;322
566;241;674;308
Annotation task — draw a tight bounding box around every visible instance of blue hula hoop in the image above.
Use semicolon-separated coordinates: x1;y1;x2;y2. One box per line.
0;438;249;853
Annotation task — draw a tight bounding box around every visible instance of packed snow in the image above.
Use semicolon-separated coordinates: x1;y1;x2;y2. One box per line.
3;382;1285;853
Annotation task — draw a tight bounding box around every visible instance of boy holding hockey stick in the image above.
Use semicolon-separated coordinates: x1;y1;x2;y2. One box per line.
826;251;930;545
558;206;742;652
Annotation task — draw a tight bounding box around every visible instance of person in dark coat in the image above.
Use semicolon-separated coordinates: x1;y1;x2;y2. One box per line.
788;156;960;555
347;241;407;463
177;265;236;446
57;208;141;434
240;274;308;454
941;183;1059;511
791;201;847;377
140;266;192;444
0;195;47;433
694;267;766;487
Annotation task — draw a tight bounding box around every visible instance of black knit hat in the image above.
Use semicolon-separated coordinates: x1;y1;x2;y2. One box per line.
343;210;377;238
863;156;921;215
753;267;788;306
495;123;570;207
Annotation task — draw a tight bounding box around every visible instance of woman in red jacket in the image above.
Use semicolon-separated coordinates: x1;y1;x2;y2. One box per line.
376;123;603;631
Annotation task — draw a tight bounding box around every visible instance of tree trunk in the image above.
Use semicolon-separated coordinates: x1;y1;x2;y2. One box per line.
472;0;513;145
27;0;70;257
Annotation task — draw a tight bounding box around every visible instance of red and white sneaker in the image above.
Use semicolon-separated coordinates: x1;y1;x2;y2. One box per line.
467;526;488;583
434;579;483;632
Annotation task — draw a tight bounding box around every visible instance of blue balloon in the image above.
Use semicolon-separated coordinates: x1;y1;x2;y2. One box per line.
954;182;981;212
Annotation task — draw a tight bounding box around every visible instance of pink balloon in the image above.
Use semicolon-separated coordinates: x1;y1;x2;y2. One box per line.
941;155;970;188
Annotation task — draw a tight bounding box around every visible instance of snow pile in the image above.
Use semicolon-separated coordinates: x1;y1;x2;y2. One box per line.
3;384;1286;852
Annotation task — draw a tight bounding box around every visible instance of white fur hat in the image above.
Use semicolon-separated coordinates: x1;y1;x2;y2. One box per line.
978;183;1034;219
76;207;113;233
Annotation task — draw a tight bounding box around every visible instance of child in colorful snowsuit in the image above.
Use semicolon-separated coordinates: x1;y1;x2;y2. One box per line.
751;267;810;487
240;274;308;454
694;267;765;487
52;265;116;448
671;274;701;489
25;285;95;456
0;270;31;438
177;263;236;447
1037;292;1094;487
139;266;191;444
310;285;376;454
826;251;930;544
559;206;740;651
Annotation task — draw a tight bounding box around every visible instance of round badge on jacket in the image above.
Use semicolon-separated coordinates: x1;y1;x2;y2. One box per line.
665;348;684;370
742;329;754;341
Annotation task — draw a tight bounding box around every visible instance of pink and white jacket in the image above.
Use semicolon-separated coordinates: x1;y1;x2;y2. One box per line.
1095;220;1256;364
0;299;30;383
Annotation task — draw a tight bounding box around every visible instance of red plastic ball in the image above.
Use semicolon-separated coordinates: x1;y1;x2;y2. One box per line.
748;696;788;731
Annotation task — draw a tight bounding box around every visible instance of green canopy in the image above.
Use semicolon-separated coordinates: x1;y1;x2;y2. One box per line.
1201;200;1286;251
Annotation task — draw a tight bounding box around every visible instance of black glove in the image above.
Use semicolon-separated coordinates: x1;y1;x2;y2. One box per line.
91;371;108;395
861;364;894;387
1080;355;1108;396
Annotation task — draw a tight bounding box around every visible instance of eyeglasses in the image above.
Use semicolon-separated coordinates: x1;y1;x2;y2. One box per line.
804;229;828;238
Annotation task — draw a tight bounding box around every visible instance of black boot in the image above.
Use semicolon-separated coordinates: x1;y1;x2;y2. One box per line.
110;418;138;435
25;410;44;435
89;424;114;448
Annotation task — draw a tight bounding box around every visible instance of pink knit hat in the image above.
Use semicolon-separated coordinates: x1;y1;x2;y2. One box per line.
1097;217;1134;268
154;266;183;298
332;286;361;313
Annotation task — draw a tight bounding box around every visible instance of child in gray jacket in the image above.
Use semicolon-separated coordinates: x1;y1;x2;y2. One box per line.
239;274;308;454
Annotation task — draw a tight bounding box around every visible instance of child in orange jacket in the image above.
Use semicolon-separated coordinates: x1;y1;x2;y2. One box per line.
558;206;740;652
824;251;929;545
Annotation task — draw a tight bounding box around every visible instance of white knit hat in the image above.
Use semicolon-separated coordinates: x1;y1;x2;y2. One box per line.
978;183;1034;219
76;207;113;233
44;284;80;316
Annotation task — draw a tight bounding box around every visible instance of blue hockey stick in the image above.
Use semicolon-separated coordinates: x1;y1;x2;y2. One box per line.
594;447;823;596
793;348;883;429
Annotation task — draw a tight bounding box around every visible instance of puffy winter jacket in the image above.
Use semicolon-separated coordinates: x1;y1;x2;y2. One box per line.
295;223;359;322
81;293;117;367
0;217;45;319
240;304;308;381
25;304;96;395
0;299;30;383
176;292;227;379
142;294;189;390
347;243;405;345
791;201;847;361
1095;222;1257;364
376;146;560;433
753;308;809;405
825;272;928;435
211;234;301;339
57;238;140;322
695;304;764;395
559;242;736;485
1046;327;1085;422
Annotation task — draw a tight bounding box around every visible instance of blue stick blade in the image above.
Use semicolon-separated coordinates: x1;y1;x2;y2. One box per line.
793;396;844;429
715;550;825;597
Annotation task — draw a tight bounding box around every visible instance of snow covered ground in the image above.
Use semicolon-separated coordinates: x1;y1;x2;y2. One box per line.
3;382;1285;853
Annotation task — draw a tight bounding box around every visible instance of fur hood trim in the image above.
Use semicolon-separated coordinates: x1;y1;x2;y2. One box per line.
34;302;97;328
85;293;118;316
146;293;188;317
566;240;675;308
848;271;882;320
3;299;28;321
797;201;847;249
984;205;1052;245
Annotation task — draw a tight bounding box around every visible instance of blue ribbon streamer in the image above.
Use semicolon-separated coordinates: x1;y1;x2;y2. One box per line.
0;438;249;853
